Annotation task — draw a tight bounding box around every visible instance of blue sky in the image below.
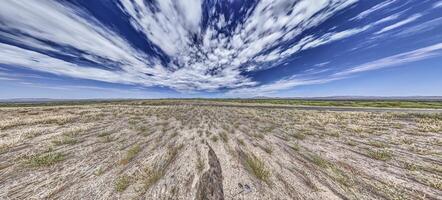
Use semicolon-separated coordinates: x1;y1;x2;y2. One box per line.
0;0;441;99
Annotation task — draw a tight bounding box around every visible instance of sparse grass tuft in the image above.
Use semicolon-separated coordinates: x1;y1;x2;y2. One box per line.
0;144;11;154
97;131;111;137
290;143;300;151
136;125;149;133
328;130;340;137
329;165;354;187
310;154;329;168
291;132;306;140
404;162;419;171
140;166;164;190
254;133;265;139
52;135;78;146
367;149;392;161
197;129;203;137
94;167;104;176
170;131;178;138
115;175;130;192
416;117;442;132
299;170;318;191
429;180;442;190
211;135;218;142
345;140;357;146
205;130;211;136
139;145;183;190
368;140;388;148
401;138;413;145
220;131;228;143
24;129;43;139
27;152;65;167
262;145;273;154
119;144;141;165
128;119;138;126
196;155;204;173
237;138;245;146
162;144;182;169
101;135;114;143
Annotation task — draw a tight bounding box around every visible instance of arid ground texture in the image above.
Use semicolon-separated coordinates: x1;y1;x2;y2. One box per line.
0;101;441;199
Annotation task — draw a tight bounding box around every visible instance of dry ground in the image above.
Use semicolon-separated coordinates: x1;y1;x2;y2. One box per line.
0;103;441;199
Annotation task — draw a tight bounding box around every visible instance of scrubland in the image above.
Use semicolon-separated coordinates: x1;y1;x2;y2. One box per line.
0;102;441;199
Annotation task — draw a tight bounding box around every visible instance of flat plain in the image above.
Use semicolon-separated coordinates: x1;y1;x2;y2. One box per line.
0;101;441;199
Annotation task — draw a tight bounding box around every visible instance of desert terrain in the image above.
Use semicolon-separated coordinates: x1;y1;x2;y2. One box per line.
0;101;441;199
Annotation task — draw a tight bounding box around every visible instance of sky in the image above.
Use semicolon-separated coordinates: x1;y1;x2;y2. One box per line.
0;0;441;99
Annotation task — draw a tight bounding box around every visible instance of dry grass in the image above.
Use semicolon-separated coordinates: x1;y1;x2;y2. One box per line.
0;101;441;199
243;152;271;184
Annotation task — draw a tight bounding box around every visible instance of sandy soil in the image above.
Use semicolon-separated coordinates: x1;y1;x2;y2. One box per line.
0;103;441;199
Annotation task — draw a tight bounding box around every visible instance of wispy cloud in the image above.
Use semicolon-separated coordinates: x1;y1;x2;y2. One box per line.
392;17;442;38
351;0;397;20
230;43;442;97
226;76;342;96
375;14;422;34
434;1;442;8
337;43;442;76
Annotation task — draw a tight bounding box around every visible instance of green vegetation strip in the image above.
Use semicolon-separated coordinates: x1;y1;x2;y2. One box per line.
1;99;441;109
209;99;442;109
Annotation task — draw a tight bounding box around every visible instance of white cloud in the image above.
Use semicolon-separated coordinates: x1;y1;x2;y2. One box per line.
0;43;141;85
1;0;439;97
0;0;364;92
373;14;400;25
119;0;361;74
0;1;154;70
118;0;203;56
352;0;397;20
375;14;422;34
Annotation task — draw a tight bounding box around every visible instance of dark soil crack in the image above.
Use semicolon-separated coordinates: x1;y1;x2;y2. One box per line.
196;145;224;200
